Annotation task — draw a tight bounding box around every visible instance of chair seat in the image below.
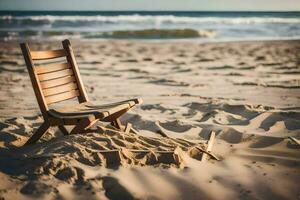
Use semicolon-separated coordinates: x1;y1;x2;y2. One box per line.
48;98;142;120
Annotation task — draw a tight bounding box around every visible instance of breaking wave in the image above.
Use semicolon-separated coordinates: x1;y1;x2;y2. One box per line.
1;14;300;24
1;11;300;41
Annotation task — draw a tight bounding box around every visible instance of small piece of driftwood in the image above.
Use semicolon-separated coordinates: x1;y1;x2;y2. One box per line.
288;137;300;146
201;131;216;162
155;121;219;161
125;123;132;134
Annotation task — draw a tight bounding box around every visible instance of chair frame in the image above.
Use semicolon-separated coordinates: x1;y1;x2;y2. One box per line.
20;39;141;145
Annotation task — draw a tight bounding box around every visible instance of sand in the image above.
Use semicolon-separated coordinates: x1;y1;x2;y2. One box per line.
0;39;299;200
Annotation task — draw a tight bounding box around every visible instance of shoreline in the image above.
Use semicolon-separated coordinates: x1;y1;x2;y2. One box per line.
2;37;300;44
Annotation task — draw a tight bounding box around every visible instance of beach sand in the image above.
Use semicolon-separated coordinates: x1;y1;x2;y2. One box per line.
0;39;299;200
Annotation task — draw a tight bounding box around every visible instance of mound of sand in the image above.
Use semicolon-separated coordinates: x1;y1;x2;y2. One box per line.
0;118;210;169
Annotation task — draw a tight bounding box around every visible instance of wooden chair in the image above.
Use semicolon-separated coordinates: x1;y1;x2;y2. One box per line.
20;39;142;145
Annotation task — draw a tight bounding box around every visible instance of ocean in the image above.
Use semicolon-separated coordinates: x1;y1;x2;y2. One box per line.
0;11;299;41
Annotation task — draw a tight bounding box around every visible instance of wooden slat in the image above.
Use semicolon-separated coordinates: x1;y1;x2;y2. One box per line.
31;49;67;60
38;69;73;81
40;76;76;89
35;62;70;75
43;82;78;97
46;89;79;105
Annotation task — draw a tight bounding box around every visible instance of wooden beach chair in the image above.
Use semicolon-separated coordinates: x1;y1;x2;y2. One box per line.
20;39;142;145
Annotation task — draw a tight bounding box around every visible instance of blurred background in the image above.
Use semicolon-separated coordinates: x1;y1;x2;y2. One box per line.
0;0;299;42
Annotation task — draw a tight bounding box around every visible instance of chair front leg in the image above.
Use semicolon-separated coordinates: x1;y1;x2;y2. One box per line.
24;122;50;145
70;117;98;134
58;125;69;135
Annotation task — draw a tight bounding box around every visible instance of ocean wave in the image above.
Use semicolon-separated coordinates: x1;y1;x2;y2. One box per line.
1;12;299;41
1;14;300;24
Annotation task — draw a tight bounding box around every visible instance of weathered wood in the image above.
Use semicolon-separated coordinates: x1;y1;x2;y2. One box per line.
111;118;124;130
102;106;129;122
48;109;103;119
58;125;69;135
86;118;99;130
130;127;139;134
62;39;89;103
155;121;169;137
201;131;216;162
20;43;49;116
288;136;300;146
48;117;63;126
24;122;50;145
70;116;97;134
46;89;79;105
35;62;70;74
43;82;78;97
125;123;132;134
38;69;73;81
40;76;76;89
195;146;220;161
31;49;67;60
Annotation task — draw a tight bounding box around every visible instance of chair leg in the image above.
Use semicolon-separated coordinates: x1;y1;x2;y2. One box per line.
111;118;124;131
111;118;138;134
70;118;94;134
201;131;216;162
58;125;69;135
24;122;50;145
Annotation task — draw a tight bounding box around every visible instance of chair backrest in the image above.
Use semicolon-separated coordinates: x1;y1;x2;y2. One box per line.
20;39;89;117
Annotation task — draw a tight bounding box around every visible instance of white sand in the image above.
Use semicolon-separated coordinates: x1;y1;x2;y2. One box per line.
0;39;299;200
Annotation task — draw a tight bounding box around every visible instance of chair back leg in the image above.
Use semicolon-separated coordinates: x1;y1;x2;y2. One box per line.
58;125;70;135
70;117;98;134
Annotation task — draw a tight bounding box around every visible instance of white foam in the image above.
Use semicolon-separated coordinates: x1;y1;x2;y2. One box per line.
1;14;300;24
